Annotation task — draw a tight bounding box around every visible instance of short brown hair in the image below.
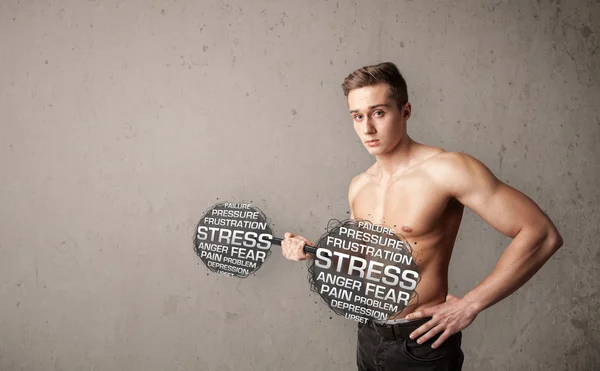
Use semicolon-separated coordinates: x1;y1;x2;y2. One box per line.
342;62;408;109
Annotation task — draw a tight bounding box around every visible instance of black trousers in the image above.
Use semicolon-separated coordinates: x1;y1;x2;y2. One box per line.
357;318;464;371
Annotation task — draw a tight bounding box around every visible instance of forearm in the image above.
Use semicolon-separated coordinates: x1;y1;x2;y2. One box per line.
462;226;563;314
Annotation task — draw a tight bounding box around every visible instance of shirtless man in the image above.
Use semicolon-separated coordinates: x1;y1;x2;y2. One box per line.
280;62;563;371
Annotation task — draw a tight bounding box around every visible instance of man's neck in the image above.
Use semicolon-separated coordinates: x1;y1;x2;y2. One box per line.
374;135;419;179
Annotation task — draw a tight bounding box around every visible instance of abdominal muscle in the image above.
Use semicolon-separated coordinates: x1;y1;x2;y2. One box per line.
351;201;464;320
387;231;454;320
393;236;451;319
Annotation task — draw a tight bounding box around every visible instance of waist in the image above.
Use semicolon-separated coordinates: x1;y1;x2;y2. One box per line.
367;316;433;341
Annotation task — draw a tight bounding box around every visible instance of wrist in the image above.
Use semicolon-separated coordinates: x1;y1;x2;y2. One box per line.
462;294;485;316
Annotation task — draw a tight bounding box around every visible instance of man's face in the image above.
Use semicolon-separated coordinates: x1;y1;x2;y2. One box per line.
347;83;409;156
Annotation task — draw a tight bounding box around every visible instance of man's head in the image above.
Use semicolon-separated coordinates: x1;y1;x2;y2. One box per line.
342;62;408;109
342;62;412;156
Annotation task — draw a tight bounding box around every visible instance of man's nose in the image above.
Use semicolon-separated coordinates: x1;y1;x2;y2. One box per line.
363;117;376;134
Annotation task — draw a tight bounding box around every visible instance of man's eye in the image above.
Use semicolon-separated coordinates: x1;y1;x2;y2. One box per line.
354;115;363;120
374;110;384;117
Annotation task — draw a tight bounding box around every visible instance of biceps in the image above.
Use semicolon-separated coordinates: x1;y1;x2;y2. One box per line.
465;183;551;238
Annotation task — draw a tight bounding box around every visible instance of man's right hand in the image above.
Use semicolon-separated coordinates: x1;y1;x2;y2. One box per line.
281;232;314;261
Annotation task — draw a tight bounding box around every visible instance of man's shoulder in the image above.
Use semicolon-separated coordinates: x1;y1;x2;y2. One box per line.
425;151;499;197
407;145;475;173
348;170;370;191
347;164;377;201
424;151;480;176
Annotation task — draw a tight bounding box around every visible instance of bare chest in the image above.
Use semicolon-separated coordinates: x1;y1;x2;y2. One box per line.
350;175;455;240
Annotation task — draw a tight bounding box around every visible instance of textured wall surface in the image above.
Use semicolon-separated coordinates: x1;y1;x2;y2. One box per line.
1;0;598;370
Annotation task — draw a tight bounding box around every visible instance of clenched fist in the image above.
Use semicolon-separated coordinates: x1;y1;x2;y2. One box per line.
281;232;314;261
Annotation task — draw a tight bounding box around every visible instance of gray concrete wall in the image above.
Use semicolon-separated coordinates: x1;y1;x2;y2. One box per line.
1;0;598;370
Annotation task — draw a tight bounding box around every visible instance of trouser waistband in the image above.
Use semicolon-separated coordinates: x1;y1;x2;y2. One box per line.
368;317;433;341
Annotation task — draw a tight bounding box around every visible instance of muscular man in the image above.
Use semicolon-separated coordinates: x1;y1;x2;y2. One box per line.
281;62;563;370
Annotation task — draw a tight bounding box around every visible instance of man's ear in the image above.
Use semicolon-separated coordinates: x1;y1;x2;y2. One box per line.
403;102;412;120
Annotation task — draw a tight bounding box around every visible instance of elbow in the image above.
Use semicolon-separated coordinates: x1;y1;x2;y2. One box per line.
546;227;564;252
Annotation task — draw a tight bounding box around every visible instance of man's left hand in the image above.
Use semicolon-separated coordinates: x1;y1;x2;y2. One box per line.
405;294;480;349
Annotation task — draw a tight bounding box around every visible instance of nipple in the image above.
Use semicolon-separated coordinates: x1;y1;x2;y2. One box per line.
401;226;413;233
